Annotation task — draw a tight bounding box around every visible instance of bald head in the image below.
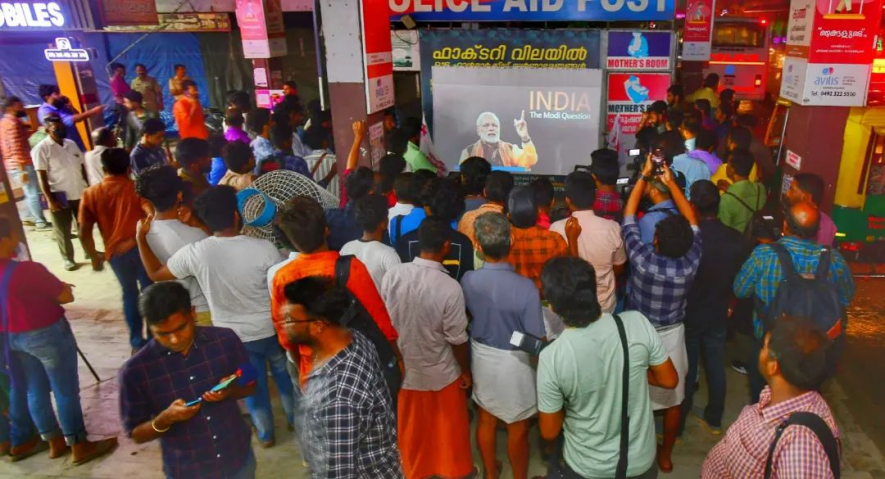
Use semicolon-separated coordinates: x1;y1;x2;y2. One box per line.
785;201;820;240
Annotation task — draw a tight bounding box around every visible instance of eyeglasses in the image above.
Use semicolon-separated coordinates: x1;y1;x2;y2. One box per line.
282;312;320;326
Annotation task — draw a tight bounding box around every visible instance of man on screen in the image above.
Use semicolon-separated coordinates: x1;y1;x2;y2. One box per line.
459;111;538;169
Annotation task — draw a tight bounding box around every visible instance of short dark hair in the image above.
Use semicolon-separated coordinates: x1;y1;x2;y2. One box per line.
175;138;210;169
728;149;755;178
227;91;251;113
134;63;147;70
649;100;668;115
101;148;130;176
142;118;165;136
2;96;22;110
728;127;753;150
401;117;422;140
786;205;820;240
270;121;293;150
394;172;415;202
139;282;191;326
283;80;298;91
247;108;271;134
530;177;554;209
193;186;239;233
541;256;602;328
484;171;514;203
564;171;597;210
793;173;826;205
345;167;375;203
388;129;409;156
136;165;183;212
508;185;538;229
635;127;660;151
225;111;244;128
768;316;834;391
43;114;63;127
695;99;712;117
409;170;435;206
590;149;620;186
654;215;695;258
717;102;734;118
91;127;115;147
123;90;143;104
460;156;492;196
418;216;452;254
277;196;326;253
666;110;685;131
690;180;720;217
303;126;328;151
682;119;701;136
735;113;759;129
354;194;389;233
38;84;59;100
174;64;186;71
704;73;720;88
180;79;196;91
111;62;125;71
474;212;511;260
284;276;351;327
667;84;684;98
222;141;253;174
208;133;227;157
425;178;465;221
658;130;686;162
695;129;718;152
379;154;407;192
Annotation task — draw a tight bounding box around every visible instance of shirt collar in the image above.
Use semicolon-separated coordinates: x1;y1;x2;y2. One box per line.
572;209;597;219
649;200;676;211
757;386;824;423
482;262;514;271
308;335;355;381
412;256;448;273
779;236;818;248
101;175;131;184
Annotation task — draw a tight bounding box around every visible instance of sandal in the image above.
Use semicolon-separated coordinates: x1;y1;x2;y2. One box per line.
9;440;49;462
72;438;118;466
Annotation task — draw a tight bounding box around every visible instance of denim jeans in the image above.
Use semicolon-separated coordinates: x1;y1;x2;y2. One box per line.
679;325;727;435
8;320;87;445
10;164;47;225
243;336;295;442
0;349;39;448
108;248;153;349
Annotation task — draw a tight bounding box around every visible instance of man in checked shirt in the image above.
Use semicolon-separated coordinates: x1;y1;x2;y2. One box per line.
702;317;840;478
119;282;258;479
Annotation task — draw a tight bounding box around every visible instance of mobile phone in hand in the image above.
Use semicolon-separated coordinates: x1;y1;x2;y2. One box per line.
510;331;546;356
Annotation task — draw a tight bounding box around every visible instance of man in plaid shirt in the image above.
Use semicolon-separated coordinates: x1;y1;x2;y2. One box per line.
1;97;50;230
623;159;702;472
589;148;624;222
702;317;841;479
281;276;403;478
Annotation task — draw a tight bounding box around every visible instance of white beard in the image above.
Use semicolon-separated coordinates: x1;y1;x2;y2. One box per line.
482;133;499;144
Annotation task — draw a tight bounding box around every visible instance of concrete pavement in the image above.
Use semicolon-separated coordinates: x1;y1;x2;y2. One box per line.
1;225;883;478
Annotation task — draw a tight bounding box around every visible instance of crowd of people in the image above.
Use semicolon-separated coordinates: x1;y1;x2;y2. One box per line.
0;71;857;479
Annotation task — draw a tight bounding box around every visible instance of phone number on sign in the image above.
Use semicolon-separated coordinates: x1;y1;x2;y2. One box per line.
814;91;857;97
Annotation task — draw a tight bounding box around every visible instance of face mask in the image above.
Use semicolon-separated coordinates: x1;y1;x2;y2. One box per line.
52;126;68;140
15;111;27;119
52;99;66;109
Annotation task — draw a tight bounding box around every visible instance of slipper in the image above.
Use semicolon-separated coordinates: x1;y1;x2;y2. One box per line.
72;438;118;466
9;441;49;462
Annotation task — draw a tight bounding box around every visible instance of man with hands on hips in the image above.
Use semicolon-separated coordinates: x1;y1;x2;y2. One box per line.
119;282;258;479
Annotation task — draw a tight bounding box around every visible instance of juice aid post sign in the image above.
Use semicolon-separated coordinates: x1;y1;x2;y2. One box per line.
389;0;675;22
781;0;884;106
606;73;671;167
682;0;716;61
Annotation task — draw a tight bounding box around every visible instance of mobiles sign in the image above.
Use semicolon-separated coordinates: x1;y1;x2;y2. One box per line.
389;0;675;22
0;2;65;28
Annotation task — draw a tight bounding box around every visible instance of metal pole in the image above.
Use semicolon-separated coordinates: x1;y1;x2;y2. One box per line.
77;345;100;383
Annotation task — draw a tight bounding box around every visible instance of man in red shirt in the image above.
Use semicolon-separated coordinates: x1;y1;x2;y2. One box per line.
0;218;117;463
0;97;50;231
78;148;152;350
270;196;399;383
172;80;207;140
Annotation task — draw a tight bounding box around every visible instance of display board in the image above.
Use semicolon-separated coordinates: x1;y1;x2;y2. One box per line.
432;67;602;175
389;0;676;22
606;72;672;167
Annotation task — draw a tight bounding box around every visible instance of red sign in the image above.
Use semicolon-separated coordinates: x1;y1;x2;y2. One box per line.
606;73;671;162
99;0;158;27
683;0;715;61
807;0;884;64
361;0;394;113
236;0;286;58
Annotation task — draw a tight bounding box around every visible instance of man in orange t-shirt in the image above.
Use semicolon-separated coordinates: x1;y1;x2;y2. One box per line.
78;147;153;350
172;80;208;140
271;196;398;381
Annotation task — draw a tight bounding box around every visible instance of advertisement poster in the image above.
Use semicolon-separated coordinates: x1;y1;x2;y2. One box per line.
606;31;672;71
104;13;231;32
420;29;601;131
255;89;284;109
361;0;395;113
606;73;672;167
683;0;716;61
392;30;420;71
432;67;602;175
786;0;815;57
236;0;286;58
389;0;676;22
369;122;386;164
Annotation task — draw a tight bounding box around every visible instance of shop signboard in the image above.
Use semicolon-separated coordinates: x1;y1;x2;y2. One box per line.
44;37;89;62
0;0;95;30
682;0;716;61
236;0;286;58
606;31;672;71
606;72;671;167
362;0;395;113
420;29;601;130
781;0;883;106
390;0;676;22
98;0;158;27
104;13;231;32
392;30;420;71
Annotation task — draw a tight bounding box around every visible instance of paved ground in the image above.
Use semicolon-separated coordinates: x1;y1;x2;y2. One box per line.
2;224;884;478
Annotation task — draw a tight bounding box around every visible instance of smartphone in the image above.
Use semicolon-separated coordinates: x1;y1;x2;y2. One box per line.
185;375;238;406
651;148;665;176
628;148;641;156
616;177;630;186
510;331;546;356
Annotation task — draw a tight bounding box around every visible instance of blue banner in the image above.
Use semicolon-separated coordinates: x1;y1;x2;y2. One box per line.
606;31;673;71
391;0;675;22
420;29;602;132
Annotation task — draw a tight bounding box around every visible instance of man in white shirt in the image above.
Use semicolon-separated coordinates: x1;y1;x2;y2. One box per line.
84;127;117;186
135;185;295;448
33;115;88;270
134;165;211;325
387;172;415;230
341;195;401;291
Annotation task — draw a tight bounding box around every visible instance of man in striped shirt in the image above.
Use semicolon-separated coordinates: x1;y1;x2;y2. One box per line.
702;317;840;478
1;97;50;230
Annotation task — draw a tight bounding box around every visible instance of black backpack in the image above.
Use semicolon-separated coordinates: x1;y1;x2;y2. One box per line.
764;412;840;479
760;244;847;365
335;255;402;404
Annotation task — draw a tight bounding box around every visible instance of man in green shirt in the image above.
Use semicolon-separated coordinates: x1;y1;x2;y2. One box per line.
537;256;677;479
719;149;766;234
130;64;164;115
396;119;437;174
